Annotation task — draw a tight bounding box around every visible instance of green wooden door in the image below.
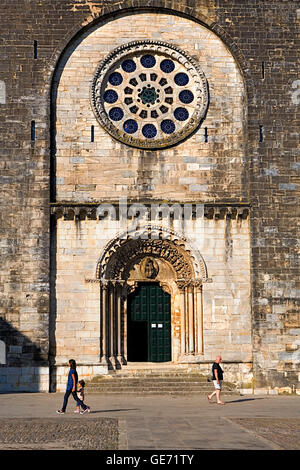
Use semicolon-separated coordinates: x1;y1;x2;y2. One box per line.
128;282;171;362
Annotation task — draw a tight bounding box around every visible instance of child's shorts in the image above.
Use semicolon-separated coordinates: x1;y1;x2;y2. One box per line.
213;380;222;390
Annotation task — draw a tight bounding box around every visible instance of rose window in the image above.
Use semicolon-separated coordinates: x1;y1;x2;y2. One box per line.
91;40;209;149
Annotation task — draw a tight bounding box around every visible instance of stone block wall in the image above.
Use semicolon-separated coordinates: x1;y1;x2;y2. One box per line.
54;218;104;365
53;212;251;382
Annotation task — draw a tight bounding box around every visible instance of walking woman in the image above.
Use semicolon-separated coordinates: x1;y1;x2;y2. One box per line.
56;359;91;414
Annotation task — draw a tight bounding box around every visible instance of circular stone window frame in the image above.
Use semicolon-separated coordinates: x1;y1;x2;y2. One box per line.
90;40;209;150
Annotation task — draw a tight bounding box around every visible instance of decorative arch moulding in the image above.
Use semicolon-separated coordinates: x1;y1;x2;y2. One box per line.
48;3;252;127
93;224;209;284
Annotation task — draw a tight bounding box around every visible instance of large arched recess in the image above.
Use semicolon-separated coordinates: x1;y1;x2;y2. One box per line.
48;3;251;201
48;3;253;380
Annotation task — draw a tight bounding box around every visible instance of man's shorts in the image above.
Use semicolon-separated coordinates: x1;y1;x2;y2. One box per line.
213;380;222;390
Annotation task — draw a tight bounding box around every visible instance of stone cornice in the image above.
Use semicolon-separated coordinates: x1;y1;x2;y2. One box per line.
51;202;250;220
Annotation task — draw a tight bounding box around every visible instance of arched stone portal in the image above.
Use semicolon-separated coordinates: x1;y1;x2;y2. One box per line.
96;226;207;369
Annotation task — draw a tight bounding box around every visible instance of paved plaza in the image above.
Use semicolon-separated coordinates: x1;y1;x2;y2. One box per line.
0;392;299;451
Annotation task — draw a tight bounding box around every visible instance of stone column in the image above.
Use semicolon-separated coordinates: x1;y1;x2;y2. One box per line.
176;281;189;355
180;289;186;356
184;286;189;354
188;285;195;354
195;284;203;354
100;280;126;369
176;279;203;357
116;281;124;366
122;283;129;364
123;296;128;364
100;280;108;364
109;281;115;367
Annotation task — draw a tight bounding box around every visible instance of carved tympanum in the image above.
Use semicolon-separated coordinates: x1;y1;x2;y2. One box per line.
141;257;159;279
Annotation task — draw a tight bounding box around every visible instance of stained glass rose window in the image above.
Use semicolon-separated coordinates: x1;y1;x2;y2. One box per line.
91;40;208;149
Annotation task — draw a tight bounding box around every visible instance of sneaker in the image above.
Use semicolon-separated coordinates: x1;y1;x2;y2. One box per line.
74;409;80;413
80;408;89;414
56;410;65;414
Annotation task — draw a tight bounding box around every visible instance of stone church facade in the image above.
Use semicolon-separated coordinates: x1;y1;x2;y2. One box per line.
0;1;299;393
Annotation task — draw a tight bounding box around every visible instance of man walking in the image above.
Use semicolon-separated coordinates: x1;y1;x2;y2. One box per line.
207;355;225;405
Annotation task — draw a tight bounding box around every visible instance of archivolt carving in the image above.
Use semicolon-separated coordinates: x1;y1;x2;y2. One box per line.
159;281;173;296
104;238;193;280
96;225;208;281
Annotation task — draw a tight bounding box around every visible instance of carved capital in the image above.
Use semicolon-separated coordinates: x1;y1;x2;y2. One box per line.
176;279;203;291
124;281;139;297
100;280;109;290
159;281;173;296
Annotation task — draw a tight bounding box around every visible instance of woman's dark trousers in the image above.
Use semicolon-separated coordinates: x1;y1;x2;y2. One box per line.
62;389;87;412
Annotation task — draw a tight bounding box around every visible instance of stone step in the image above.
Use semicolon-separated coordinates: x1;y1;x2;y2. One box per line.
99;373;207;380
86;389;238;396
86;381;237;394
108;364;205;373
90;377;208;383
87;383;235;390
87;383;219;390
85;368;238;396
87;387;230;394
94;371;210;379
87;378;219;385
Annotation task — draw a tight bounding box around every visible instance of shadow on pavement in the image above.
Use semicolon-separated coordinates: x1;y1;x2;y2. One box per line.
89;408;140;414
225;398;265;404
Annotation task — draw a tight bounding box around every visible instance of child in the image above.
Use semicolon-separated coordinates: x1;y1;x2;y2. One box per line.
74;379;86;413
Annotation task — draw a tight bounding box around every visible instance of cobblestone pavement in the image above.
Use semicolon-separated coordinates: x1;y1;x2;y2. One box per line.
226;418;300;450
0;417;119;450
